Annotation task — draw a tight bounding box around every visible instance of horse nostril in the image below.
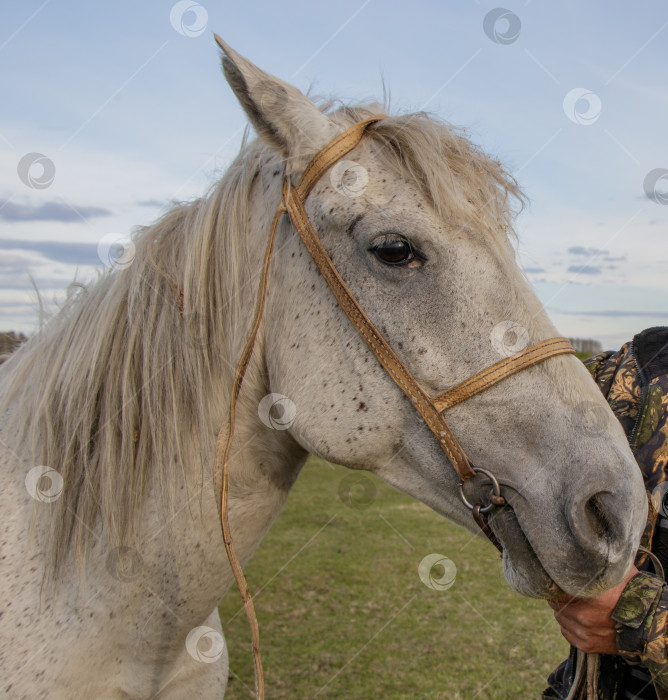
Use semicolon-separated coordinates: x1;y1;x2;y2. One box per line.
565;489;620;566
584;493;615;539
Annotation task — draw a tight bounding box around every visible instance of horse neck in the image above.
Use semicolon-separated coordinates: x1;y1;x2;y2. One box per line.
0;155;308;618
94;186;309;606
133;387;307;618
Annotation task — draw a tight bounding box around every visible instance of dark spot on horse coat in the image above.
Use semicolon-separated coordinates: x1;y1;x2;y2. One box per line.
347;213;365;236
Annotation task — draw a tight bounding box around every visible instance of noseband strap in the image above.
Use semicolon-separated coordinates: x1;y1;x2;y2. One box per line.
214;116;575;699
432;336;575;413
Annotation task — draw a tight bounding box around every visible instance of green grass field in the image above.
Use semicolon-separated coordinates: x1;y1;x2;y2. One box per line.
218;458;569;699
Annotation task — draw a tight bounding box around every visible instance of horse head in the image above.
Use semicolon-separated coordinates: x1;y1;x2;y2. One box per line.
217;38;647;600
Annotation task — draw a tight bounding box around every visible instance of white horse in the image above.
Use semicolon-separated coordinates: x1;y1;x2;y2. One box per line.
0;39;647;699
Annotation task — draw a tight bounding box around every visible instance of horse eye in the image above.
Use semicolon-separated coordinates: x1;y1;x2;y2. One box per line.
371;236;417;266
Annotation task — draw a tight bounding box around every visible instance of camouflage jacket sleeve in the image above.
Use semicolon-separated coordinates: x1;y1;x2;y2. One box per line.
612;570;668;691
586;334;668;695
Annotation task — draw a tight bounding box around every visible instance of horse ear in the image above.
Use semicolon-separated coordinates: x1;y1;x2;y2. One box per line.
214;35;337;171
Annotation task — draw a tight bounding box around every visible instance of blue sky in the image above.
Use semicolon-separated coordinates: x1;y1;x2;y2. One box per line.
1;0;667;348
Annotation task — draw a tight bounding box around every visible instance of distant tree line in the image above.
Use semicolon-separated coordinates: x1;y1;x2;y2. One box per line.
0;331;28;363
568;337;603;355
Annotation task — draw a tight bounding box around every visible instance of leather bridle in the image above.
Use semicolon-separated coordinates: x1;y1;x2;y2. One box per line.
213;116;576;698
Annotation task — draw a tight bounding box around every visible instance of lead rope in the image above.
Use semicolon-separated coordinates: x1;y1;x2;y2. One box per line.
586;654;600;699
213;202;286;700
564;649;595;700
563;651;598;700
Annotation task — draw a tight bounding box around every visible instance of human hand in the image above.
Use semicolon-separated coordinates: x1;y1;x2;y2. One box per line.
547;565;639;655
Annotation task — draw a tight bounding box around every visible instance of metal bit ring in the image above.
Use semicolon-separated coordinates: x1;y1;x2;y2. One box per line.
458;467;505;514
